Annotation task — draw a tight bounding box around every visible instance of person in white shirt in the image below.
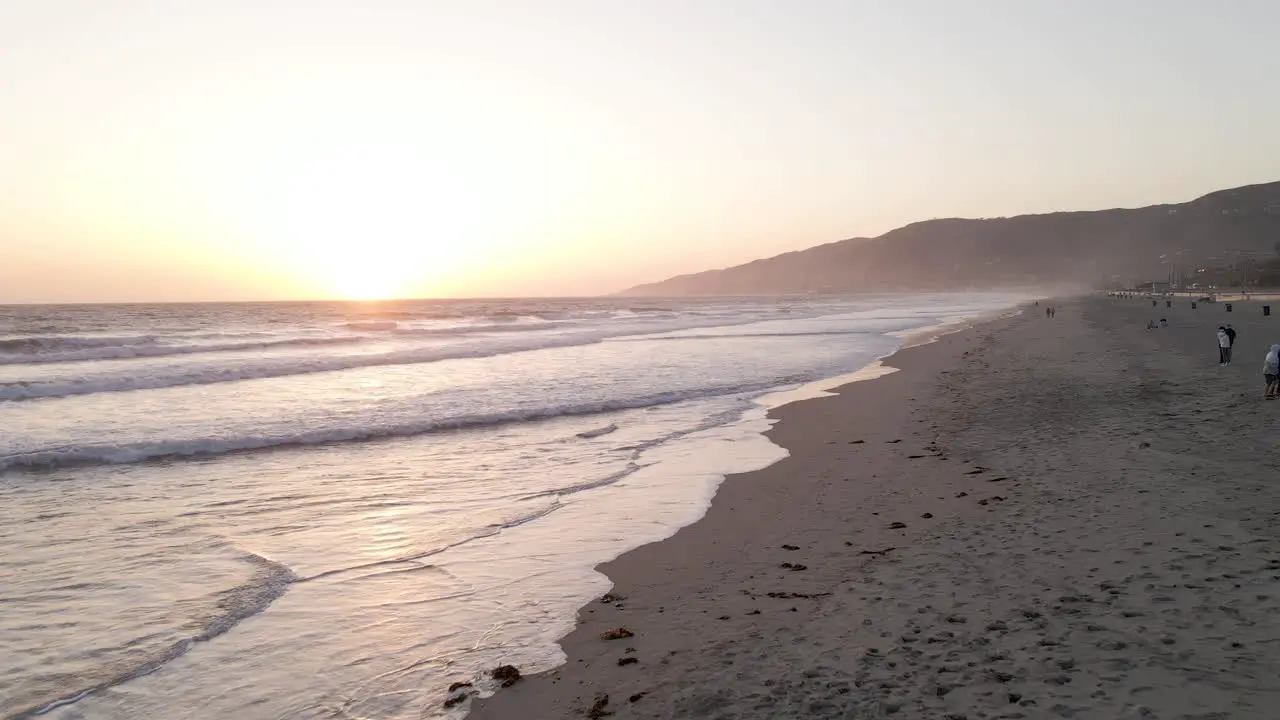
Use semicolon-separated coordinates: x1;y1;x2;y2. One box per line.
1264;344;1280;399
1217;327;1231;365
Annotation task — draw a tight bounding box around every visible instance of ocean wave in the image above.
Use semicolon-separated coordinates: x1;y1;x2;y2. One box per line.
515;463;649;503
0;335;159;354
576;423;619;439
179;331;277;340
0;311;804;401
0;378;801;472
391;320;571;337
0;333;612;401
0;322;582;367
0;306;874;401
15;552;296;719
352;310;461;321
518;405;749;504
342;321;398;331
0;336;368;365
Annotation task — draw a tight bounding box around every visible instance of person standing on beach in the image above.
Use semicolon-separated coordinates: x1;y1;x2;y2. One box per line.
1225;324;1237;363
1264;344;1280;399
1217;327;1231;365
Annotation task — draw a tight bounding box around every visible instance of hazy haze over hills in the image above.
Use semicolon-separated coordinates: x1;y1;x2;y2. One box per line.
620;181;1280;296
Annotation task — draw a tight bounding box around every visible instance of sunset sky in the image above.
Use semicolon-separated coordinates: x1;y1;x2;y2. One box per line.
2;0;1278;303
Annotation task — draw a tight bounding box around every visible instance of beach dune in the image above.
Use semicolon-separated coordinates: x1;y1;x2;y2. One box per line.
470;297;1280;719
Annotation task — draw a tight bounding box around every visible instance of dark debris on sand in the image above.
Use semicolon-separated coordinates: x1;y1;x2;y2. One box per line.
587;693;612;718
443;681;475;708
490;665;522;688
857;547;896;556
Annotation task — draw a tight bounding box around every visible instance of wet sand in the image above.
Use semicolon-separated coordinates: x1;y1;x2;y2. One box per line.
469;296;1280;719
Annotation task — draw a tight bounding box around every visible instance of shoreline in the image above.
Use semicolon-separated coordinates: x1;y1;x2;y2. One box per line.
758;307;1018;411
466;302;1024;717
470;296;1280;719
442;307;1015;711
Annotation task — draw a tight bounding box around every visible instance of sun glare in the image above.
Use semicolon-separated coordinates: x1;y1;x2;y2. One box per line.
253;142;482;300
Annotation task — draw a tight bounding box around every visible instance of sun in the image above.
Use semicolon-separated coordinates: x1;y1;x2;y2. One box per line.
330;259;403;301
262;142;480;300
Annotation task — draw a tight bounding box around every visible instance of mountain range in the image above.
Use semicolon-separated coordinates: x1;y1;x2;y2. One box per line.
621;181;1280;295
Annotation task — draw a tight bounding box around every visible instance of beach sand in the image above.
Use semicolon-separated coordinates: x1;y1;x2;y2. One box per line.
468;296;1280;720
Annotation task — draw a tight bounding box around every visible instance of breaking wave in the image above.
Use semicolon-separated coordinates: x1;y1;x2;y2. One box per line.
0;335;159;354
0;315;818;401
341;321;398;331
0;334;610;401
0;336;367;365
0;378;803;473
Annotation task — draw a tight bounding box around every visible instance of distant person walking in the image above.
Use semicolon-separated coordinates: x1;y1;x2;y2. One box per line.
1217;327;1231;365
1264;344;1280;400
1225;324;1237;363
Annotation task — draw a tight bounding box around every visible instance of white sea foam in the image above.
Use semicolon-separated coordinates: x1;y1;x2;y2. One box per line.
0;336;367;365
0;322;583;367
0;379;803;472
0;312;883;401
0;335;160;354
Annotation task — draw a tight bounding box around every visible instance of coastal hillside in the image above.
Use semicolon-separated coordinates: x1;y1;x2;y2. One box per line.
621;181;1280;295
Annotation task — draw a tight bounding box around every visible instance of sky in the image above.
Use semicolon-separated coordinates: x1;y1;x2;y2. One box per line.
2;1;1279;303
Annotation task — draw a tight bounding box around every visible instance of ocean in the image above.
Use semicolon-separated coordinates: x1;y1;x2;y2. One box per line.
0;293;1026;719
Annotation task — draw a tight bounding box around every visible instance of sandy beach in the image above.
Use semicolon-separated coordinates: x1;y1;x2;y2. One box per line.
469;296;1280;720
